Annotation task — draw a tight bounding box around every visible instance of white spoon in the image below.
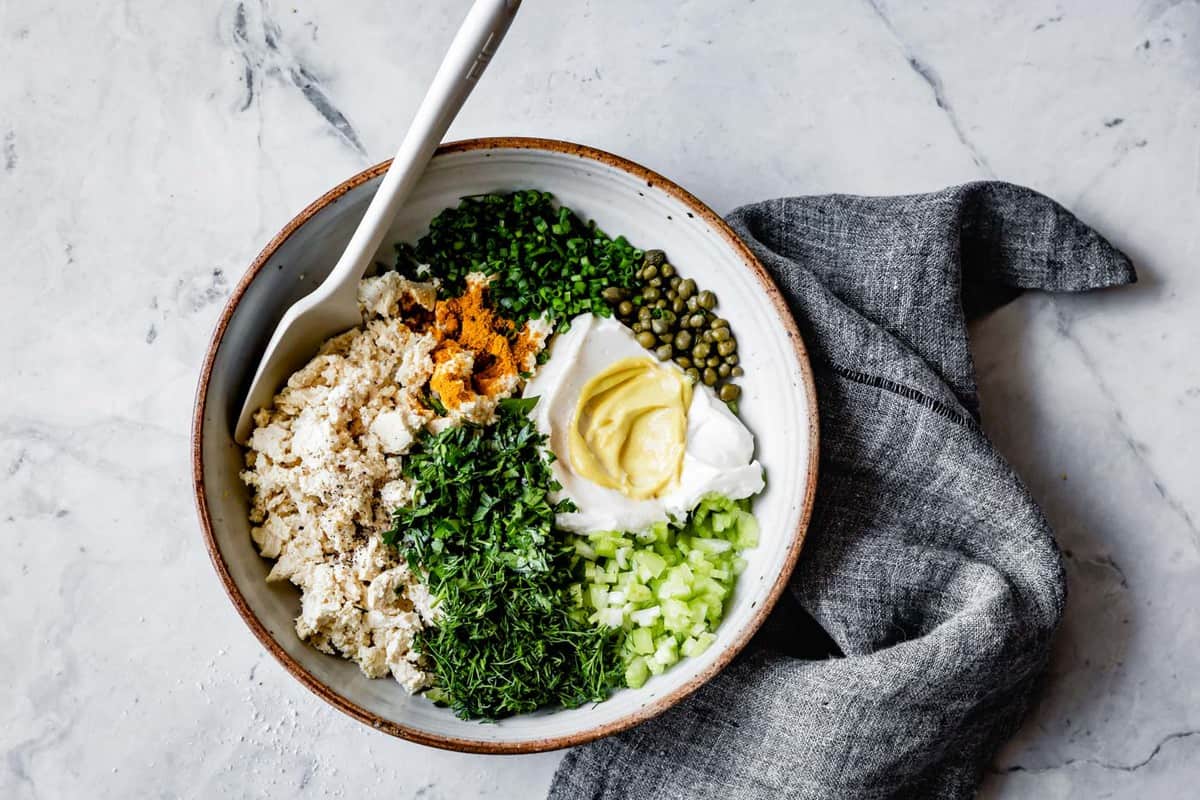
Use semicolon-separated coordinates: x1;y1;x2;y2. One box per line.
235;0;522;443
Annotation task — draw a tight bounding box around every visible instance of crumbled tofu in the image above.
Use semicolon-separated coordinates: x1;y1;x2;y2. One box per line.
241;274;440;691
241;270;549;694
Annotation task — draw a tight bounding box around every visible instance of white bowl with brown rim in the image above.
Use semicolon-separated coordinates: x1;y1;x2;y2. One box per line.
192;137;819;753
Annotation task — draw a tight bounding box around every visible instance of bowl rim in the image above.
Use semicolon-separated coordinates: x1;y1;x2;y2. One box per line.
191;136;820;754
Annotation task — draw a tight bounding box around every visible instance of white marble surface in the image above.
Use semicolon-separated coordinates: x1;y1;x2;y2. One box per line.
2;0;1197;797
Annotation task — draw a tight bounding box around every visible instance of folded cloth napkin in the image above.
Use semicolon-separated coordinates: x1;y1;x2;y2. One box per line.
549;183;1136;800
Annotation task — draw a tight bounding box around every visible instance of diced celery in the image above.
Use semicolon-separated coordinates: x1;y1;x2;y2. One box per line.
574;496;761;688
692;537;733;554
696;576;727;600
681;632;716;657
670;563;695;584
652;637;679;667
630;605;661;627
634;550;667;581
625;657;650;688
656;577;689;600
657;564;694;600
735;511;760;548
631;627;655;655
626;583;653;604
662;598;692;634
588;585;608;609
598;607;624;627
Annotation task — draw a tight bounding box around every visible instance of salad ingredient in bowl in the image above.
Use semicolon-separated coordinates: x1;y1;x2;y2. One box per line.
240;190;766;720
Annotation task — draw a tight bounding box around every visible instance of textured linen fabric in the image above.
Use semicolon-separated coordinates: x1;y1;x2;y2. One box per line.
548;183;1136;800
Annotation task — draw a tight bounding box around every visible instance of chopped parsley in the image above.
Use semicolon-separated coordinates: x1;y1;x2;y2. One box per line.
384;397;623;719
395;191;643;329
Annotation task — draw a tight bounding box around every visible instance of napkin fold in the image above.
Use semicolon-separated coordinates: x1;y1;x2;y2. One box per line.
548;182;1136;799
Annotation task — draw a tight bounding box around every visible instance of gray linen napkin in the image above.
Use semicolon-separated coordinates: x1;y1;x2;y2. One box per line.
548;183;1136;800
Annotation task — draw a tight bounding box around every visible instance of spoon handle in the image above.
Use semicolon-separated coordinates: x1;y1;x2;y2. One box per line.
322;0;521;302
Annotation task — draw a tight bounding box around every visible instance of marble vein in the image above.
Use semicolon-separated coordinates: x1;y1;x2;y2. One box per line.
863;0;995;175
228;0;366;157
997;728;1200;774
2;131;14;172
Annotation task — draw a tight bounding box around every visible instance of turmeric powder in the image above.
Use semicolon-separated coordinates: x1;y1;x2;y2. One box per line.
429;276;544;410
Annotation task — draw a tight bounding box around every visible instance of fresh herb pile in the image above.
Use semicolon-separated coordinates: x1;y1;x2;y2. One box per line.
395;190;643;328
384;397;624;719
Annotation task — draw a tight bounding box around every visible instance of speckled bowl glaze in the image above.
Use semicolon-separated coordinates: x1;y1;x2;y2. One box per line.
192;137;819;753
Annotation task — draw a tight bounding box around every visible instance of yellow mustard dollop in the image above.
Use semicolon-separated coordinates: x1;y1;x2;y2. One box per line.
569;356;691;500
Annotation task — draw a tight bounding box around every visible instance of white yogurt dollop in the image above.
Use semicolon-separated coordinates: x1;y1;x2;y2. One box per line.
523;313;764;534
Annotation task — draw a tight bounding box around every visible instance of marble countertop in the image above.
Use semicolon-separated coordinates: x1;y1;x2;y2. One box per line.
3;0;1197;797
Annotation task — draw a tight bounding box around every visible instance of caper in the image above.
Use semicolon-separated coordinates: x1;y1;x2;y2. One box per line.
702;368;718;386
636;331;657;349
642;264;659;280
655;344;673;361
719;383;741;402
676;356;692;369
659;310;677;325
643;287;660;302
650;318;669;335
674;330;693;351
655;299;668;309
726;354;739;366
697;290;717;310
718;364;731;378
659;333;673;345
712;317;729;329
669;275;681;289
638;307;652;321
713;327;731;342
678;278;697;300
602;286;624;303
707;356;720;368
686;296;699;312
672;299;686;314
665;289;677;301
702;330;714;343
689;313;706;329
692;342;711;360
717;340;737;357
618;301;634;317
731;366;744;377
685;367;700;383
661;263;676;278
631;321;644;333
644;249;665;268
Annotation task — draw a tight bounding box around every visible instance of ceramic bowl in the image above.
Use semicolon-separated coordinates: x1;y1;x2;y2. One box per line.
192;137;819;753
